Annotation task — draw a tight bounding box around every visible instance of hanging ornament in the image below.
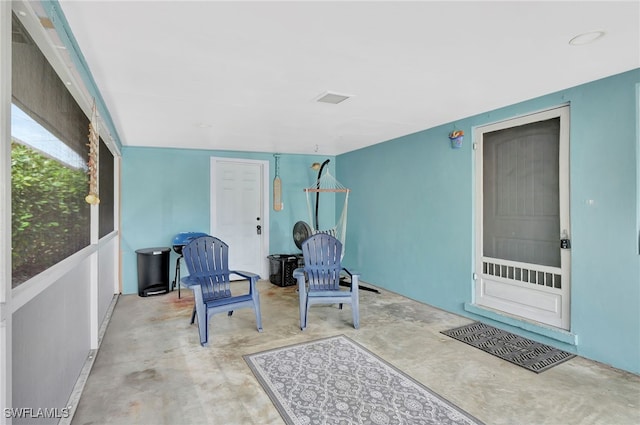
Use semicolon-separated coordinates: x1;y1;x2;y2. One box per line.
273;154;283;211
85;100;100;205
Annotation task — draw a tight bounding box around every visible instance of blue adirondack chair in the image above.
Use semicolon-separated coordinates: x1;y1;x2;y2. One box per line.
293;233;360;330
181;236;263;346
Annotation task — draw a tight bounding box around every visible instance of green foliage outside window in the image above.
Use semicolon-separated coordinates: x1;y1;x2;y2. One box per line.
11;141;90;287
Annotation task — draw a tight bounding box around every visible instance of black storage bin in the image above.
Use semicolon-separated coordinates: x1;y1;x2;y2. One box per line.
268;254;304;287
136;247;171;296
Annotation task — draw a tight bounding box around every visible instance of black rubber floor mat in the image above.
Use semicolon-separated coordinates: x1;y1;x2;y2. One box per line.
441;321;575;373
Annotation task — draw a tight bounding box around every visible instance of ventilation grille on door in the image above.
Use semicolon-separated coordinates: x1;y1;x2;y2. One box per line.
483;258;562;289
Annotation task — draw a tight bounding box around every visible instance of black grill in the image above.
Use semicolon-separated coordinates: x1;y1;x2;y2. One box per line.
172;232;209;256
171;232;209;297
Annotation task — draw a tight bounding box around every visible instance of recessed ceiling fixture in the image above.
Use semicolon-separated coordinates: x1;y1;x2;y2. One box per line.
569;30;606;46
316;92;351;105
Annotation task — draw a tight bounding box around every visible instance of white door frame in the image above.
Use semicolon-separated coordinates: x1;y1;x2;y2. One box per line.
0;1;12;420
210;157;269;279
474;105;571;330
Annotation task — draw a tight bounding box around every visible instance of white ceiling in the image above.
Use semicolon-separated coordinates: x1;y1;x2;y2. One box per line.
57;1;639;156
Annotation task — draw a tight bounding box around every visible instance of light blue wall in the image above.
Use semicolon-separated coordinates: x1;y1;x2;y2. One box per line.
121;70;639;374
337;69;640;374
46;0;638;375
121;148;334;294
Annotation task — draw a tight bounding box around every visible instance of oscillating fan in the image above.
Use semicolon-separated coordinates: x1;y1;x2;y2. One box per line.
293;221;312;249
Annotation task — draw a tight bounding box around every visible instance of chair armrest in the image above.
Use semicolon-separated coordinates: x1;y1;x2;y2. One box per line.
341;268;360;278
180;275;199;288
293;267;305;278
230;270;260;281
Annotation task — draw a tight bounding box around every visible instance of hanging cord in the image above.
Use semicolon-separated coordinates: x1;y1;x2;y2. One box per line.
315;159;330;230
336;191;349;256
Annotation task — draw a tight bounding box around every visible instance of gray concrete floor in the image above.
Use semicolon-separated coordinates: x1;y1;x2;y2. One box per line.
72;280;640;425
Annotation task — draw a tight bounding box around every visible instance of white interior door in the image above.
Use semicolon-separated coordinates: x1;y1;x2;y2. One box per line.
210;157;269;278
474;106;571;330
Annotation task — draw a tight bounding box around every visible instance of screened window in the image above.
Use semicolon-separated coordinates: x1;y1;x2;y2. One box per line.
99;138;115;238
482;118;561;267
11;12;90;287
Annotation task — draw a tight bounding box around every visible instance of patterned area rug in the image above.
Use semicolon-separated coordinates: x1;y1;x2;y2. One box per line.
441;322;575;373
244;335;484;425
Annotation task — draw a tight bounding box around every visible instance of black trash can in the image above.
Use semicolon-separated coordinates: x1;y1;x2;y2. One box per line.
136;247;171;296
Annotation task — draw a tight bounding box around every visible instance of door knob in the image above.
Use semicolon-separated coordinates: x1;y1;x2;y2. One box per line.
560;229;571;249
256;225;262;235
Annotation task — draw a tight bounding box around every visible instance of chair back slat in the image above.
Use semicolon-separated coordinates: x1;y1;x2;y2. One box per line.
302;233;342;291
182;236;232;301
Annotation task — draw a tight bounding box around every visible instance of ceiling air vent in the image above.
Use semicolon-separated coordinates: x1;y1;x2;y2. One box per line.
316;92;351;105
